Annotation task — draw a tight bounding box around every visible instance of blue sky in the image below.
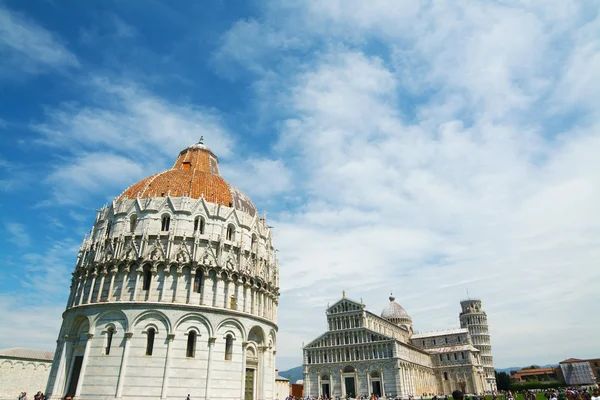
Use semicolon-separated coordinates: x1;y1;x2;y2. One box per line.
1;0;599;371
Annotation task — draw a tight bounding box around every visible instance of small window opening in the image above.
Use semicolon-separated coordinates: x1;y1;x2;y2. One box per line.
230;296;236;310
225;336;233;360
461;352;465;359
193;270;203;293
182;161;192;170
187;331;196;358
143;269;152;291
161;215;170;231
439;354;443;361
457;336;461;343
444;372;448;381
422;340;425;346
146;328;155;356
445;337;448;344
105;327;114;355
226;225;234;241
194;216;205;234
106;221;112;237
433;339;436;345
129;215;137;233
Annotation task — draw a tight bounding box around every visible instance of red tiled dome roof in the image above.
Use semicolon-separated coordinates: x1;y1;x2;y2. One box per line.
118;141;257;216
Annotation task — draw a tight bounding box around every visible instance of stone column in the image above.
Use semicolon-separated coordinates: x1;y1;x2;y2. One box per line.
200;272;209;305
173;269;182;302
340;369;345;397
74;333;94;399
160;268;168;302
240;342;248;400
187;270;195;304
66;275;77;309
118;267;129;302
76;272;87;306
49;335;69;400
96;269;107;302
86;271;97;304
132;269;141;301
366;370;371;396
107;267;117;302
257;345;268;400
380;368;386;397
116;332;133;398
160;333;175;399
205;337;216;400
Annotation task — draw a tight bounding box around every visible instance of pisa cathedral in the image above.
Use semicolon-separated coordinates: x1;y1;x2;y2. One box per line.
303;294;496;398
45;140;279;400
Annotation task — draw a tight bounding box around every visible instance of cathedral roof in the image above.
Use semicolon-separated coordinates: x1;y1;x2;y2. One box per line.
0;348;55;361
411;328;468;339
381;294;410;320
117;139;257;217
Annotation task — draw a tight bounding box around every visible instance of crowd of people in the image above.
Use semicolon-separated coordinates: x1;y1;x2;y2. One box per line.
284;387;600;400
17;392;49;400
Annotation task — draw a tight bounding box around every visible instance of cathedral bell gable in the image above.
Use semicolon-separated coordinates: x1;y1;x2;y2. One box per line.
326;296;364;315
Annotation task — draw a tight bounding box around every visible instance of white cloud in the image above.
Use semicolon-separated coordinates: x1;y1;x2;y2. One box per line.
30;78;241;205
216;0;600;370
4;222;31;247
0;5;78;75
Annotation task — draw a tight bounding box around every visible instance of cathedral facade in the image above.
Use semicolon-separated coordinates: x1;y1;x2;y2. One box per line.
303;295;495;398
45;140;279;400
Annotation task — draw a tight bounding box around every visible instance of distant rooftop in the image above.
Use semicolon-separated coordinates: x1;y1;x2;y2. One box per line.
412;328;468;339
0;348;55;361
425;344;479;354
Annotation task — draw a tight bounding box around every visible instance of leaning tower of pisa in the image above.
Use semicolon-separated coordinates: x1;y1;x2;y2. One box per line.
459;299;496;392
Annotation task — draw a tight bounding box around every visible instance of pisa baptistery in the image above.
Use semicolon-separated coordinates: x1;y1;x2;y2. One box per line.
45;140;280;400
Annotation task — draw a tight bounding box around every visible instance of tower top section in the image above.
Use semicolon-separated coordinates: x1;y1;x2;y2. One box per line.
118;140;257;217
460;299;484;315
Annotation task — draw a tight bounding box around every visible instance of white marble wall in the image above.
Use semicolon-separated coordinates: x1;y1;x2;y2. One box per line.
0;358;52;400
45;304;277;400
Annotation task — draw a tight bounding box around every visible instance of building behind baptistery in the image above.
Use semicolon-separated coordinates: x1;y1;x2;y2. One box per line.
303;294;496;399
45;140;280;400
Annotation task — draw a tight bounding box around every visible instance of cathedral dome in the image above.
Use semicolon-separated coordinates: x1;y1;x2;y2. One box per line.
381;294;413;331
118;139;257;216
381;294;409;319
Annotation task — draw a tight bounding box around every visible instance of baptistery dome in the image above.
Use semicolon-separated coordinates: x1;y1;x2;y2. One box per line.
118;140;257;216
45;140;279;400
381;294;413;332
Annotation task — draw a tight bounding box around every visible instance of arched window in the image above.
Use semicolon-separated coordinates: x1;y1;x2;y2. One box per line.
186;331;196;358
225;335;233;360
193;269;203;293
146;328;155;356
251;234;257;248
143;269;152;291
443;372;449;381
129;215;137;233
226;224;234;241
105;327;115;355
161;215;170;231
194;216;205;234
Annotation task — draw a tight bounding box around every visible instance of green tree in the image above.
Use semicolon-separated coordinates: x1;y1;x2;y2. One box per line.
496;371;511;391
